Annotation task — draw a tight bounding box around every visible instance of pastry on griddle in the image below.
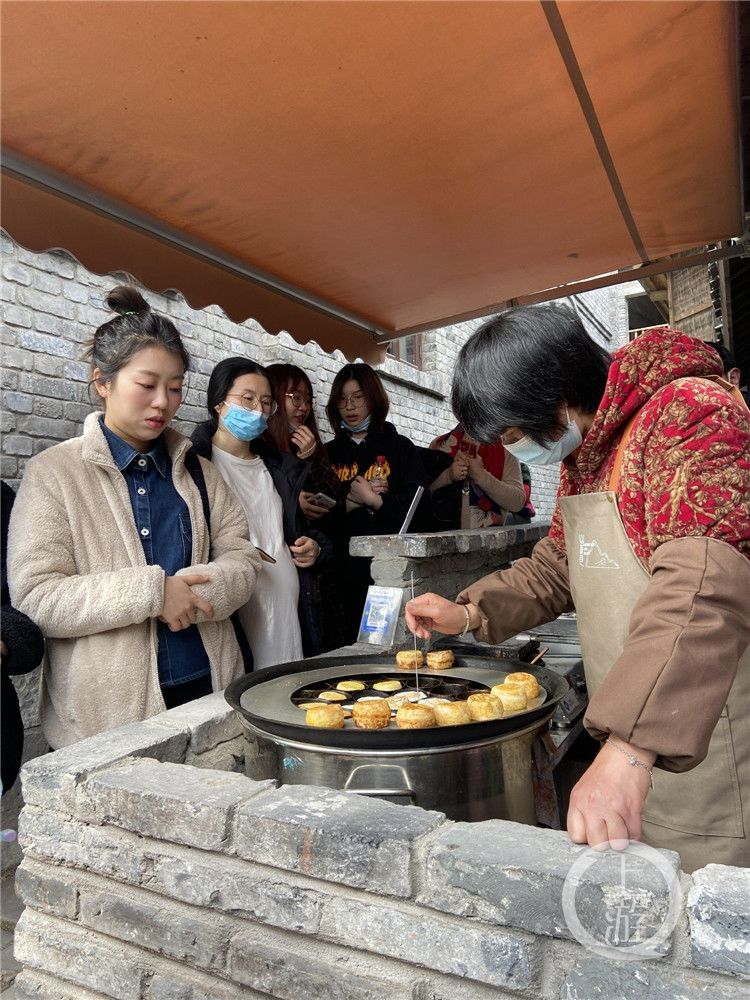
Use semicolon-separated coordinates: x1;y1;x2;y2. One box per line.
504;672;541;700
387;690;426;709
395;702;436;729
297;701;322;710
352;699;391;730
336;679;366;692
396;650;424;670
490;684;528;713
305;703;345;728
426;650;455;670
433;701;472;726
423;697;450;705
373;679;402;692
318;690;347;702
467;692;503;721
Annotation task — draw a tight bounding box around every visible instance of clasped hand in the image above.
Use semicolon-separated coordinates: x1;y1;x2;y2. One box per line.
160;574;214;632
346;475;385;511
289;535;320;568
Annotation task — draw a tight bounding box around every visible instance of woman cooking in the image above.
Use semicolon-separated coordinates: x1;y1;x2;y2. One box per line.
406;305;750;873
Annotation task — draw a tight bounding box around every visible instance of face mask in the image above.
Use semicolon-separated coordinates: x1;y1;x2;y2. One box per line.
345;415;371;434
504;412;582;466
222;403;268;442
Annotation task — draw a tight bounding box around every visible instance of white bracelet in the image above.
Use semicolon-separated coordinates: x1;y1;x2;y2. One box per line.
459;604;472;637
605;738;654;789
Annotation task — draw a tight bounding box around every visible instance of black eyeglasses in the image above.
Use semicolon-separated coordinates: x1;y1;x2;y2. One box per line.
226;392;278;416
336;391;365;410
285;391;312;407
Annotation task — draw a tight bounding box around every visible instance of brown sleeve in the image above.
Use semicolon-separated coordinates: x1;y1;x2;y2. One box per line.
585;537;750;772
456;535;574;644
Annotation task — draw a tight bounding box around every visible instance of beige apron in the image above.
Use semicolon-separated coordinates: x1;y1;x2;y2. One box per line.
560;389;750;872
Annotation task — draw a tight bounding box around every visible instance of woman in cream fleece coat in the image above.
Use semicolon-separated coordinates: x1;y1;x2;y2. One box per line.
8;287;261;749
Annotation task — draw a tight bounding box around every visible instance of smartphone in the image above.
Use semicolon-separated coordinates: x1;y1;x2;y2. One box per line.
307;492;336;510
255;547;277;564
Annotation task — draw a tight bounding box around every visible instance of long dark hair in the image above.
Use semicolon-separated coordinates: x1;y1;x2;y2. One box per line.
452;305;611;444
266;363;325;458
85;286;190;393
205;357;273;442
326;363;390;436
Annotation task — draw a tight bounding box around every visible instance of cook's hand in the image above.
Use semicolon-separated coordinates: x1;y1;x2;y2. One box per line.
467;453;485;480
291;425;317;460
567;739;655;851
289;535;320;568
160;574;214;632
405;593;480;640
299;491;330;521
451;453;470;482
347;475;383;510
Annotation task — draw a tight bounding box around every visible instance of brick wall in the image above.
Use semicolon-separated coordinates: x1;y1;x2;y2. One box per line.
12;696;750;999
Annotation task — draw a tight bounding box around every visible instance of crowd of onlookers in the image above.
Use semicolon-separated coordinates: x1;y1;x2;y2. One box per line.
0;286;534;792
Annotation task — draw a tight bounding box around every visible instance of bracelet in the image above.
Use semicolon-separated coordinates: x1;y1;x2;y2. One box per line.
459;604;472;637
605;739;654;789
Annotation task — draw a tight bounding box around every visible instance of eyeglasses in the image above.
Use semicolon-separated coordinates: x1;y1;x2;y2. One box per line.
336;391;365;410
285;391;312;408
226;392;278;416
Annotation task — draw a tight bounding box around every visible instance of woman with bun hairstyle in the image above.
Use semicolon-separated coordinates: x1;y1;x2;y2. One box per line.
190;358;332;664
265;363;344;521
322;363;428;644
7;287;261;749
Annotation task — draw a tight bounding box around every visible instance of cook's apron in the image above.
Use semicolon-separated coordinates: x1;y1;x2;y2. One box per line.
560;489;750;873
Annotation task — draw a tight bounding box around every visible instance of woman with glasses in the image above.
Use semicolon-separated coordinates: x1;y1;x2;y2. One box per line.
191;358;331;665
7;287;261;749
322;363;428;644
265;363;344;520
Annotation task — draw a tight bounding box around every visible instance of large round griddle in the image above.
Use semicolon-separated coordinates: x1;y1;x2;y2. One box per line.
225;651;568;750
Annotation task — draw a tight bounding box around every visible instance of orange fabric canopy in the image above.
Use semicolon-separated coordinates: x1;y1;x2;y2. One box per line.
1;1;742;361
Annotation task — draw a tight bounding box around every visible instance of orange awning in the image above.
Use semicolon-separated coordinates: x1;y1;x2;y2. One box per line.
1;1;743;361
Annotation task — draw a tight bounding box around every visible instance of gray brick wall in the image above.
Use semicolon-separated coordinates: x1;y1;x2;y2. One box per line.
2;233;637;521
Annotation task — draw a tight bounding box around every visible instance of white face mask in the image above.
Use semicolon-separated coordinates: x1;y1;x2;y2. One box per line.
504;409;583;466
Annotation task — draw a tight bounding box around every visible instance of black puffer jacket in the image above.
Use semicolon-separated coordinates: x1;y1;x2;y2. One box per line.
190;423;332;656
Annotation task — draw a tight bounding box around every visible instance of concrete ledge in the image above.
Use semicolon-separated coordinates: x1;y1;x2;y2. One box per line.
687;865;750;978
350;522;549;559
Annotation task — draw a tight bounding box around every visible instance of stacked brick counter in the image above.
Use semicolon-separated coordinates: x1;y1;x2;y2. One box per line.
13;692;750;999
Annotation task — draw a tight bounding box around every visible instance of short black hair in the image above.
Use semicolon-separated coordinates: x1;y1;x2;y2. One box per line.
326;363;390;435
206;357;272;431
711;342;739;378
451;304;611;444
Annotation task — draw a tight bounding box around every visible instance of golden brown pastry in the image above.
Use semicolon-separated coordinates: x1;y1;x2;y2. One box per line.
318;690;347;702
423;697;450;705
305;703;345;728
297;701;322;710
395;702;436;729
490;684;528;713
336;680;366;692
504;672;541;700
426;650;455;671
467;693;503;721
373;679;402;692
433;701;472;726
352;699;391;730
396;650;424;671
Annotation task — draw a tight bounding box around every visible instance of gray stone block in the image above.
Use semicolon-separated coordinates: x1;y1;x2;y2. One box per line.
149;970;267;1000
77;758;273;851
227;933;413;1000
78;884;230;971
157;691;243;754
14;908;146;998
13;969;105;999
15;862;78;919
687;864;750;978
2;305;33;329
185;737;245;773
320;895;539;990
561;956;750;999
420;820;679;953
145;849;323;934
19;806;148;882
20;719;190;814
3;261;32;285
234;783;444;898
2;434;33;456
4;391;33;413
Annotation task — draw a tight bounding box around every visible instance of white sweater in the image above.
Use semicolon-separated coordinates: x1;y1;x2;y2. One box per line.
8;413;261;748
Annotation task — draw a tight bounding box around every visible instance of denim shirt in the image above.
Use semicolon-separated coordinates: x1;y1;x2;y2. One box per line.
100;419;211;687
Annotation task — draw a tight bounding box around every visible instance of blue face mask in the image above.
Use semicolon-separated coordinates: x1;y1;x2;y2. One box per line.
344;415;371;434
222;403;268;442
504;414;583;466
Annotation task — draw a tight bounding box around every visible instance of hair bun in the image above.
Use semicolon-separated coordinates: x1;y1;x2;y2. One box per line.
106;285;149;316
